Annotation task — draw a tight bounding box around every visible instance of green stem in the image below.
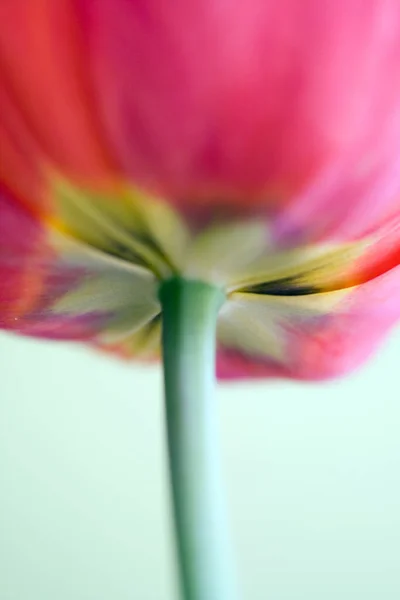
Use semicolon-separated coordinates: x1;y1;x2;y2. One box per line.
159;277;236;600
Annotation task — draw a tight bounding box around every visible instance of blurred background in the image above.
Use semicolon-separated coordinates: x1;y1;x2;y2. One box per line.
1;329;399;600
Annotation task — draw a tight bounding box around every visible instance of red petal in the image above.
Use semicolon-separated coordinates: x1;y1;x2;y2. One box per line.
0;84;48;215
0;0;116;187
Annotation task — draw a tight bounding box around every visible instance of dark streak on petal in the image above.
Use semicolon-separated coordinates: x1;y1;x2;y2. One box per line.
245;278;320;296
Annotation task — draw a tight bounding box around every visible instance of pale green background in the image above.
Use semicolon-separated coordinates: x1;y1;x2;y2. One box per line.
1;329;399;600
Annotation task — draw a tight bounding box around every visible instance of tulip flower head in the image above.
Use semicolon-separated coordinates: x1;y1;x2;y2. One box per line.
1;0;400;381
1;1;400;599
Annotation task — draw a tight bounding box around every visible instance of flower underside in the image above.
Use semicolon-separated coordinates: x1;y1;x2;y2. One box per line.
39;177;374;366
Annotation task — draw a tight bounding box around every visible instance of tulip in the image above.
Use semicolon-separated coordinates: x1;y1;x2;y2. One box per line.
1;2;399;599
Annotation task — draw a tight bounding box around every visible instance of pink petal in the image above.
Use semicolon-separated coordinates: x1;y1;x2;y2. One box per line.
77;0;400;237
0;185;46;326
0;187;124;341
217;264;400;381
